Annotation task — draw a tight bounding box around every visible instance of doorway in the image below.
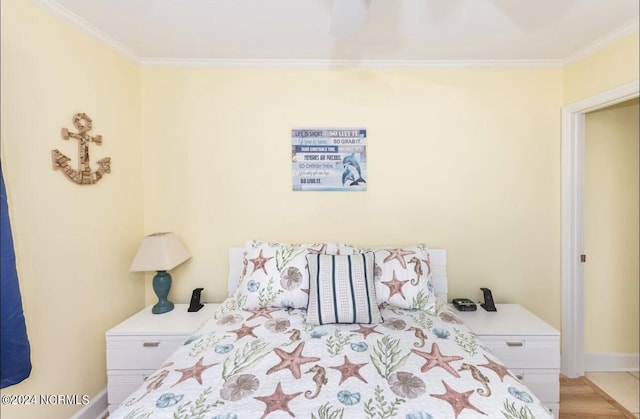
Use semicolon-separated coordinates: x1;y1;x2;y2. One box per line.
584;99;639;369
561;80;639;378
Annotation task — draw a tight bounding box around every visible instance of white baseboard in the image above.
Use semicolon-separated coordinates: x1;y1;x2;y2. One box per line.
69;388;108;419
585;353;640;372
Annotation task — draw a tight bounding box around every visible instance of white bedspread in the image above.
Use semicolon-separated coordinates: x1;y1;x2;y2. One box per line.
109;298;554;418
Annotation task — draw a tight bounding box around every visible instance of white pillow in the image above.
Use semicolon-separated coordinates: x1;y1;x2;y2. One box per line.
234;240;334;309
305;252;383;325
337;243;437;314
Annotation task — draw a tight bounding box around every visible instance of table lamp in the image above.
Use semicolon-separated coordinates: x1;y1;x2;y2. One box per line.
129;232;192;314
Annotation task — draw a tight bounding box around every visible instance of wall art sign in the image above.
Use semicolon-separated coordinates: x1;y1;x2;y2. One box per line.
52;113;111;185
292;128;367;191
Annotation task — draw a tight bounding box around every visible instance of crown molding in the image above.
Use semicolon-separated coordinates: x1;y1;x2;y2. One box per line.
139;57;563;69
563;17;639;65
33;0;637;70
32;0;140;64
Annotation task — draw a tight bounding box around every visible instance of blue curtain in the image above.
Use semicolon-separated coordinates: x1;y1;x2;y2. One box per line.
0;158;32;388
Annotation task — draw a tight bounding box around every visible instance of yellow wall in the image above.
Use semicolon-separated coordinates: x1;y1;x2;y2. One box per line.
0;0;144;417
141;67;563;327
563;31;639;104
584;99;639;354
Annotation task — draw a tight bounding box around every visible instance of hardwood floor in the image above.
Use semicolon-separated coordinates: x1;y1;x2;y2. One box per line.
559;375;636;418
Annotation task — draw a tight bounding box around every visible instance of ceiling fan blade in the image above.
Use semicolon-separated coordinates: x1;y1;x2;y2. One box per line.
330;0;371;37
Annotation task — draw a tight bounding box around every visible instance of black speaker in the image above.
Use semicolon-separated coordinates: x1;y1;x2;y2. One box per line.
188;288;204;312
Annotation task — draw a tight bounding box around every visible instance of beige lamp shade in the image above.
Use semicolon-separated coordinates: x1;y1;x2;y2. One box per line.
129;232;191;272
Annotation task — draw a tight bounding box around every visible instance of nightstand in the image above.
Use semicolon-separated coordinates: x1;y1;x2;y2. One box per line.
105;303;218;413
450;303;560;417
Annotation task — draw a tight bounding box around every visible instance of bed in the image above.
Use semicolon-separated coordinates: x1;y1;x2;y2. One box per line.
109;241;555;419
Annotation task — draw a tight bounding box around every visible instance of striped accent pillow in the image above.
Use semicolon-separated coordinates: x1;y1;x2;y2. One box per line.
305;253;382;325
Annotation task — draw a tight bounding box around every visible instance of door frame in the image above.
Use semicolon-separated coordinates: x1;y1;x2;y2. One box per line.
561;80;639;378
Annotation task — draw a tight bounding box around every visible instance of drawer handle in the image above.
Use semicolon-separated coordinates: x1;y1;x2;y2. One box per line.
143;341;160;347
506;341;524;347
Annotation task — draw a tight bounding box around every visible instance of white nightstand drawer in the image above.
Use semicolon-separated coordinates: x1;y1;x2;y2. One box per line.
510;369;560;403
481;336;560;369
106;304;219;413
107;336;187;370
107;370;156;413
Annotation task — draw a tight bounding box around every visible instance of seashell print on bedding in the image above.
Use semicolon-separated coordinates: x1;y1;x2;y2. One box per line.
109;301;555;419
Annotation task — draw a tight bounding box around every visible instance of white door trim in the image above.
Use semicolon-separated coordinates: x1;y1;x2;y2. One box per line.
561;80;639;378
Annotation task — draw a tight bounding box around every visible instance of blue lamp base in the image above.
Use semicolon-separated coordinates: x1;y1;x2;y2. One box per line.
152;270;174;314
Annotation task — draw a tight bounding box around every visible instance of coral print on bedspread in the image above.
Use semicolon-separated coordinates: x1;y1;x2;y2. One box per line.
108;298;554;419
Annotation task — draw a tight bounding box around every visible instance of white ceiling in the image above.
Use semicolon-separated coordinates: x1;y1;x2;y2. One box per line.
38;0;639;65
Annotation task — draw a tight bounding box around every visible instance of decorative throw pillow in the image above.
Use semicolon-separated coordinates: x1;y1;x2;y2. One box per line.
235;240;334;309
337;243;436;313
305;252;383;325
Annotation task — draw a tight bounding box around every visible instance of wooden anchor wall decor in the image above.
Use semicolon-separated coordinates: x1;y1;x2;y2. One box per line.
52;113;111;185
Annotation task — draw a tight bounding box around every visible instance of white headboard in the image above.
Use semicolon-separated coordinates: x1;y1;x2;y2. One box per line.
228;247;448;302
